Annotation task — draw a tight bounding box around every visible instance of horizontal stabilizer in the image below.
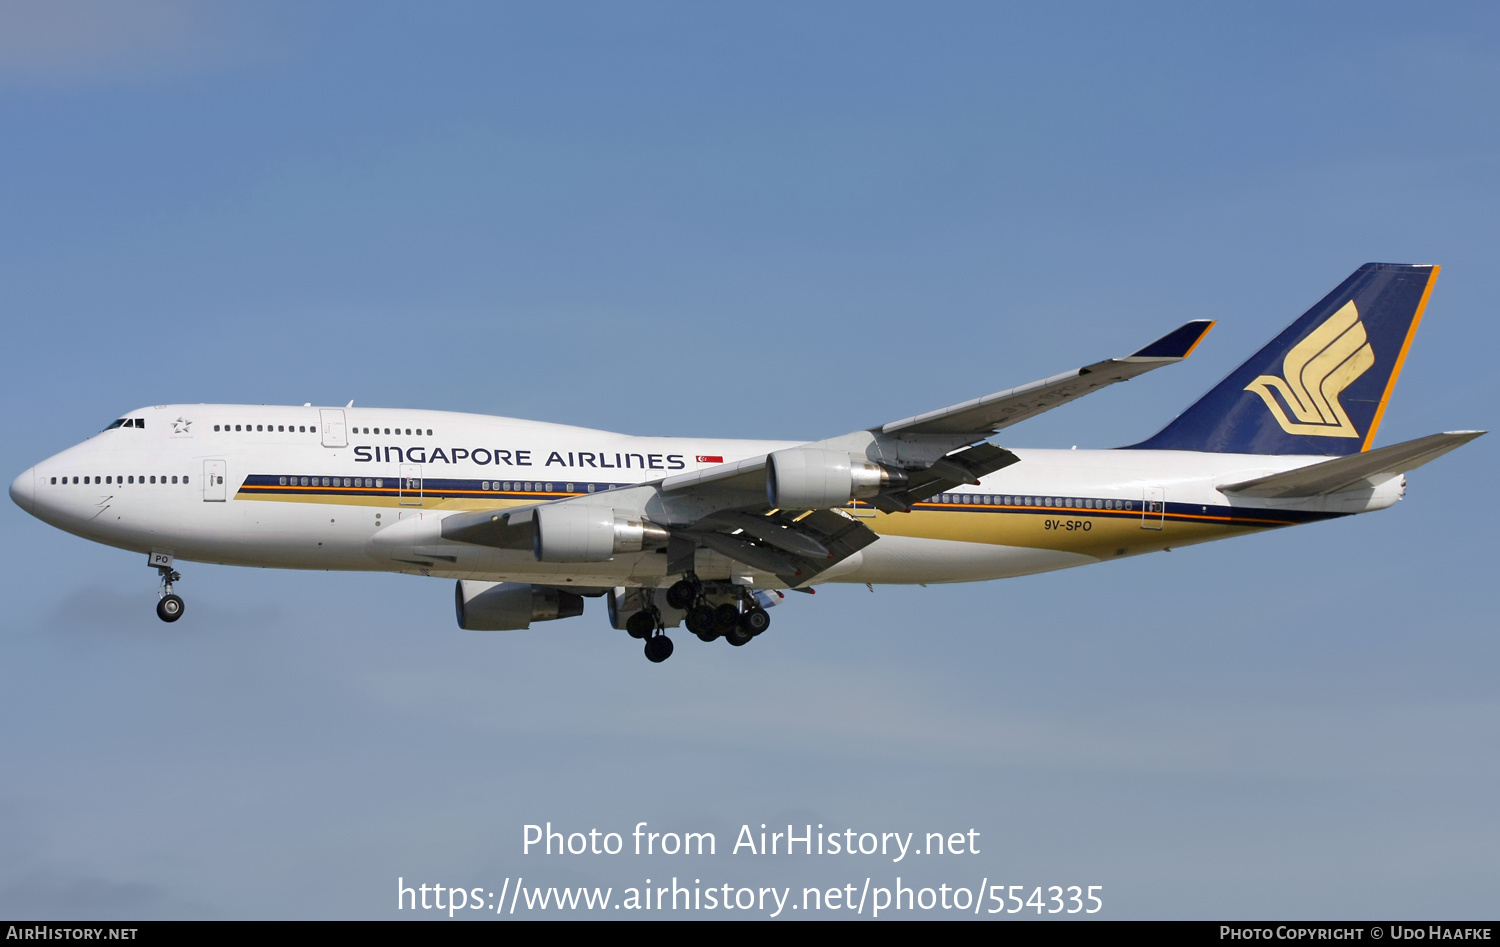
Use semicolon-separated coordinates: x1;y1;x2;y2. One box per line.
1219;431;1484;498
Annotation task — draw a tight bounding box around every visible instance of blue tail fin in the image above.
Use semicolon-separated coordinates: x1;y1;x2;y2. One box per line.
1128;263;1439;455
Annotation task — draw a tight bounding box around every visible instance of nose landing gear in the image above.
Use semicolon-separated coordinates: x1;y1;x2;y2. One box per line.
155;564;185;623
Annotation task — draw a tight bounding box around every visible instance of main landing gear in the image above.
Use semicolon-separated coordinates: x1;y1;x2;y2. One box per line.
672;574;771;650
625;575;774;664
155;565;185;623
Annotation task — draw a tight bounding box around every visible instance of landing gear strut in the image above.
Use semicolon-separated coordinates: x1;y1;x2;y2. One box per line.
155;565;184;623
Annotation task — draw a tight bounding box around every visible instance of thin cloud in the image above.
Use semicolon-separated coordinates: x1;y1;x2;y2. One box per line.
0;0;275;84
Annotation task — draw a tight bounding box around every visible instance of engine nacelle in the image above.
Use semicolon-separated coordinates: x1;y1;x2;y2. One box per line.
766;448;905;510
532;504;670;563
454;580;584;631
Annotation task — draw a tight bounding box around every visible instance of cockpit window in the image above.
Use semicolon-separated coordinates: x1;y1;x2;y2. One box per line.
104;419;127;430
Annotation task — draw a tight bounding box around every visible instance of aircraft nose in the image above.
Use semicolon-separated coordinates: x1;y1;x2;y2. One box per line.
10;466;35;514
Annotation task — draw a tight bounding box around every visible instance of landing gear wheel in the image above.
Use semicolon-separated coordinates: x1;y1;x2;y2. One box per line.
714;603;741;632
154;565;184;623
644;635;674;663
156;594;185;623
626;610;656;639
724;626;752;647
740;607;770;636
666;577;700;611
686;606;718;639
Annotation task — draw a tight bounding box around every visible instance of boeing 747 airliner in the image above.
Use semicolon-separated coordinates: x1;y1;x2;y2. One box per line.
10;264;1482;662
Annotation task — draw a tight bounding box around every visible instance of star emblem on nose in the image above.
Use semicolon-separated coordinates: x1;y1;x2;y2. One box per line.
171;417;192;434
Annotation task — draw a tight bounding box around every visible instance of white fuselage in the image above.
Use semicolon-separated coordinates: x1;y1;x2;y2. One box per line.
10;404;1401;590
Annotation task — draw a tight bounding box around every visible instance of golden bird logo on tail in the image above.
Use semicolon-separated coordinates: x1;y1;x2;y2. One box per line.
1244;300;1374;438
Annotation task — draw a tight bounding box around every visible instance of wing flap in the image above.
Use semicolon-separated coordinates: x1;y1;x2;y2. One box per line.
685;508;879;586
877;443;1020;511
1219;431;1484;498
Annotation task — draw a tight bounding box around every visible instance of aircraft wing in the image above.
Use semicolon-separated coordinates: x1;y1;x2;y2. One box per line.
437;320;1213;585
439;497;875;587
659;320;1209;503
880;320;1215;437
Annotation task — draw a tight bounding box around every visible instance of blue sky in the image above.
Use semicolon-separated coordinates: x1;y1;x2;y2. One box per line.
2;1;1496;919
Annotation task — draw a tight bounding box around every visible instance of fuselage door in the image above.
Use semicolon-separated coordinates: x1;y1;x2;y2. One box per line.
1142;486;1165;529
399;464;423;506
203;460;226;502
320;409;348;448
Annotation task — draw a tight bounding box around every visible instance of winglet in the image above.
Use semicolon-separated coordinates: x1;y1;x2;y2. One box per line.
1129;320;1215;359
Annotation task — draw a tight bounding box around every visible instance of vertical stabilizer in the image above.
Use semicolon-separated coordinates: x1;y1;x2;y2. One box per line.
1128;263;1439;455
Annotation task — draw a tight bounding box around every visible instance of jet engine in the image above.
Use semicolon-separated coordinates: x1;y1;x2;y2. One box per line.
765;448;906;510
531;505;671;563
454;580;584;630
